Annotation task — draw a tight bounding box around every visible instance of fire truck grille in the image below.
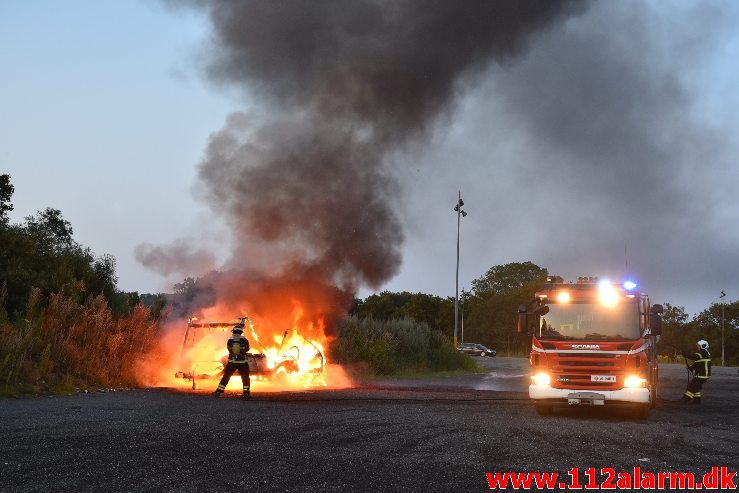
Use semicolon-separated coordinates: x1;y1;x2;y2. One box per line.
557;352;616;358
553;373;620;389
551;353;625;389
559;361;614;367
556;377;614;387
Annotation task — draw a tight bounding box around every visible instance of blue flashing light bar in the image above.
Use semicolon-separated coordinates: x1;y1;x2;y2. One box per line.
623;280;637;291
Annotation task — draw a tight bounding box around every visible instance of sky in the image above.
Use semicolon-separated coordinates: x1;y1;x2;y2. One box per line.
2;1;738;315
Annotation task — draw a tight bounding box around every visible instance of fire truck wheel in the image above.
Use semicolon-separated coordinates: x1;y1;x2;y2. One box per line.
535;404;552;416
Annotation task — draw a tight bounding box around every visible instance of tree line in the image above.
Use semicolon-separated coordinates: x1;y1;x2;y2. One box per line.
2;171;736;393
352;263;739;365
351;261;548;355
0;175;163;393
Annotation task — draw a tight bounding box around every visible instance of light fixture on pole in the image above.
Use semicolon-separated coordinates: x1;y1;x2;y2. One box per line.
453;191;467;349
720;290;726;366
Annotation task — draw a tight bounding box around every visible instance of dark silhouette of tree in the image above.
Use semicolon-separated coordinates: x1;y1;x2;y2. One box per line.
0;177;125;318
0;174;14;223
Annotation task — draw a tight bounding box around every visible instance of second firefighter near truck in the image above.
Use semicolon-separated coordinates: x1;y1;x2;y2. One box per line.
213;323;251;400
682;339;711;404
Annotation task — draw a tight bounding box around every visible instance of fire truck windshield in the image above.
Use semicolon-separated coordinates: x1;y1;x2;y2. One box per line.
538;302;641;341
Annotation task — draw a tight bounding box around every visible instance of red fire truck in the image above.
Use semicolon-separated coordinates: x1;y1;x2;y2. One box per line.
518;276;663;418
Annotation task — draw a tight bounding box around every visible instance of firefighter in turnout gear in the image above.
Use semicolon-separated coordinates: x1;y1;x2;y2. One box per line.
213;324;251;400
682;339;711;404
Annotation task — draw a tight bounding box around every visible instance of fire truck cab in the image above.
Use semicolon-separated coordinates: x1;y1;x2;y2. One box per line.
518;276;663;419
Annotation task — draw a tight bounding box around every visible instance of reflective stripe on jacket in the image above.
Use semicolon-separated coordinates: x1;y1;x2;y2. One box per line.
683;348;711;379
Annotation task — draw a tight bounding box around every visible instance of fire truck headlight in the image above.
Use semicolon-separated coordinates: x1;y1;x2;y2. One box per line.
598;288;619;307
532;372;551;386
624;375;646;388
556;291;571;303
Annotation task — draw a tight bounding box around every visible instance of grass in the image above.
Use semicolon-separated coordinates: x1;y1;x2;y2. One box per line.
0;289;160;395
330;315;478;376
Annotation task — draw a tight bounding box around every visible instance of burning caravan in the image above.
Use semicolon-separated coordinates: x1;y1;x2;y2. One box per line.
174;316;326;390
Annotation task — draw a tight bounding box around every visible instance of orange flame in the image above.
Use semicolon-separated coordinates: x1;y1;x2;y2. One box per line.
139;298;352;392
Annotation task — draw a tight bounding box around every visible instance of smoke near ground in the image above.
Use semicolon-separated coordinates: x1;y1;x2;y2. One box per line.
144;0;585;312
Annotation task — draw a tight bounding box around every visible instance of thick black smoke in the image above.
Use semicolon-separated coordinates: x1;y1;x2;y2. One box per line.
399;1;737;311
158;0;585;293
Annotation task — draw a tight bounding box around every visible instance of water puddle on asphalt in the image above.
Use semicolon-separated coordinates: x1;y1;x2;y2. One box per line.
473;371;529;391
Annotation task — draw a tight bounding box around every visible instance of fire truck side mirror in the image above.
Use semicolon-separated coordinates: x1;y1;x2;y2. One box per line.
533;305;550;317
517;304;527;334
649;304;663;336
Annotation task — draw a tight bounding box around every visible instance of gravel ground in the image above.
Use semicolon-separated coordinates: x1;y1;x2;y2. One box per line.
1;357;737;492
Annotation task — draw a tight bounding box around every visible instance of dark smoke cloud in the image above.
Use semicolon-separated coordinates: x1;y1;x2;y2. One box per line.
160;0;585;293
491;1;735;301
411;1;737;311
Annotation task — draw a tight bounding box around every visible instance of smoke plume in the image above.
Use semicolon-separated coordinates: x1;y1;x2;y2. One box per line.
135;239;215;277
152;0;585;301
409;1;739;310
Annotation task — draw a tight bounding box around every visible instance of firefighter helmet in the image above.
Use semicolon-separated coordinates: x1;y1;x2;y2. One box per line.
232;324;244;334
697;339;709;349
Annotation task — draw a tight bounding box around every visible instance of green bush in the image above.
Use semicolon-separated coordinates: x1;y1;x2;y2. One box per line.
330;315;476;375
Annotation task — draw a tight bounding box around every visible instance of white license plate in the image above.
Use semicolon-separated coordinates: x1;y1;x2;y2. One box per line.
591;375;616;382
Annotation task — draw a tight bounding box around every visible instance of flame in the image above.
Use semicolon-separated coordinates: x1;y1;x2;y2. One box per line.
139;298;352;392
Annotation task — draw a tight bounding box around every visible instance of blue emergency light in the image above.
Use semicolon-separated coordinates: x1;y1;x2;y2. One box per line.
623;280;637;291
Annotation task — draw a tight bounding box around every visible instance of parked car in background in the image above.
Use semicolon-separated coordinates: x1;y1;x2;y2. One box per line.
457;343;496;357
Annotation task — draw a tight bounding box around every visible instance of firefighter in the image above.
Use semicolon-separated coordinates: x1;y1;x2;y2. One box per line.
213;323;251;400
681;339;711;404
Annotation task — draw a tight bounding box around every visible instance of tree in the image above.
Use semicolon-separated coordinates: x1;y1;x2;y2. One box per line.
352;291;454;333
465;262;548;354
0;182;127;317
0;174;13;223
655;301;739;366
692;301;739;365
25;208;74;253
471;261;548;296
656;303;690;357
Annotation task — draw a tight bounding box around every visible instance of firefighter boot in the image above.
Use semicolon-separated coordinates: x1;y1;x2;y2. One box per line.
213;390;222;398
692;397;701;404
681;395;692;403
242;389;251;401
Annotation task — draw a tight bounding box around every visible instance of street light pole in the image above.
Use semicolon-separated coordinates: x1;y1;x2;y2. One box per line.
453;192;467;349
720;290;726;366
461;288;465;344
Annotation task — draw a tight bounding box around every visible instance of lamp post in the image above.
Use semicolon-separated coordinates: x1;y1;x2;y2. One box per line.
720;290;726;366
453;192;467;348
460;287;465;344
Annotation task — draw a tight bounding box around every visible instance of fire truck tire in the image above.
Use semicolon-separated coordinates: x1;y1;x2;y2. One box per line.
535;404;552;416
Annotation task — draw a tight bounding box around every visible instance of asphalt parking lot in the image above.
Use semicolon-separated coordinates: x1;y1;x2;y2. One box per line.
1;357;737;492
